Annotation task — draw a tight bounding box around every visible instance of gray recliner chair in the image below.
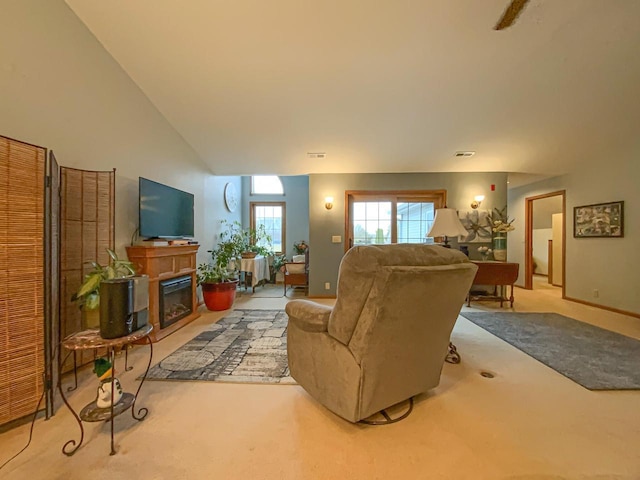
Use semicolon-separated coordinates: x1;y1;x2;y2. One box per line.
285;244;478;423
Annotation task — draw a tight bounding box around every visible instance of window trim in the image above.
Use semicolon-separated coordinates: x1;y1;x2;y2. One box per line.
345;190;447;252
250;201;286;255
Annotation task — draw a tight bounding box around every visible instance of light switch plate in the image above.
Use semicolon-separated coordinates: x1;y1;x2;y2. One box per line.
332;235;342;243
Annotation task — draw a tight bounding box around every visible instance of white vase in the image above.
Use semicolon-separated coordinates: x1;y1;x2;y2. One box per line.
96;378;123;408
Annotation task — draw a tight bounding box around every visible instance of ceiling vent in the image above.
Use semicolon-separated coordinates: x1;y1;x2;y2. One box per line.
307;152;326;159
455;151;476;157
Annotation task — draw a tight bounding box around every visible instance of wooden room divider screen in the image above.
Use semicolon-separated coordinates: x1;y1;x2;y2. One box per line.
0;136;47;426
59;167;115;372
0;135;115;428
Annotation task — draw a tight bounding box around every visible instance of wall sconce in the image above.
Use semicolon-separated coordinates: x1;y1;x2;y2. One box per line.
471;195;485;209
324;196;334;210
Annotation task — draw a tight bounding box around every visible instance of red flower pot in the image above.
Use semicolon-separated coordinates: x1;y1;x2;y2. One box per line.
201;280;238;311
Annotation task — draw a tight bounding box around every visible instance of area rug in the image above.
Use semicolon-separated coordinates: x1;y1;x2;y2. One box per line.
462;312;640;390
146;309;295;384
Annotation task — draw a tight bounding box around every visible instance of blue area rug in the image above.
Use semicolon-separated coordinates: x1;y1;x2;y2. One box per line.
462;312;640;390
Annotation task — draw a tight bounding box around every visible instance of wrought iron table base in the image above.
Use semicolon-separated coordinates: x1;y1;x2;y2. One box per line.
58;326;153;456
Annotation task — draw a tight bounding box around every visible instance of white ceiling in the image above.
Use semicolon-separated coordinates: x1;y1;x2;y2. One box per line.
65;0;640;184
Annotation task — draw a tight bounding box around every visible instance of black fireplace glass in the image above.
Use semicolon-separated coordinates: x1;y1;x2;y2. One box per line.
159;276;193;329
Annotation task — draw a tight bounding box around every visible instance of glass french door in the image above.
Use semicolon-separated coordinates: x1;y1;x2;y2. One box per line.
346;191;446;250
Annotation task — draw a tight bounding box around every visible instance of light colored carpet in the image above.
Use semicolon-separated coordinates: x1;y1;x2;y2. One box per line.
146;309;295;384
462;312;640;390
240;283;285;298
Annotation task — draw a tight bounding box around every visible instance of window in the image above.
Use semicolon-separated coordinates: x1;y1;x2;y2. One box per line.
346;191;446;249
250;202;285;254
397;201;436;244
251;175;284;195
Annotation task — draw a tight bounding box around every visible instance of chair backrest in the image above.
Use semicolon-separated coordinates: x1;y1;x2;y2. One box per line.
329;244;476;346
327;245;477;415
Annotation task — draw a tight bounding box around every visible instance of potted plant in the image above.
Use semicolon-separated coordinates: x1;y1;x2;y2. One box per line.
197;221;244;311
72;249;136;329
197;221;275;310
93;357;123;409
293;240;308;255
197;259;239;311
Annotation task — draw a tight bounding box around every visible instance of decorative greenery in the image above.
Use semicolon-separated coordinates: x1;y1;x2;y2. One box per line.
293;240;308;255
72;249;136;310
271;254;287;274
489;206;516;235
197;220;273;284
93;357;113;380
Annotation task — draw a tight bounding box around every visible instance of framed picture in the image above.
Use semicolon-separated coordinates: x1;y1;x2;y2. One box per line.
458;210;492;243
573;201;624;238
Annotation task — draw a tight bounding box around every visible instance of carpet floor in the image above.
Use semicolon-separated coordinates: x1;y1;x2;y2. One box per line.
146;309;295;384
462;312;640;390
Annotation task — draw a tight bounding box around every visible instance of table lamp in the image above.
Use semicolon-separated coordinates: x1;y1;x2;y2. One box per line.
427;208;468;247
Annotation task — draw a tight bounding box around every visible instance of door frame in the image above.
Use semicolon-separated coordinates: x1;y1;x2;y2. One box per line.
524;190;566;297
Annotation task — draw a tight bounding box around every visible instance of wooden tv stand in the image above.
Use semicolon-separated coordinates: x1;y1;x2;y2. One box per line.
125;244;200;342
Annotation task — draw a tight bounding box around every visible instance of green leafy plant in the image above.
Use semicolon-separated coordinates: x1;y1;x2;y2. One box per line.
72;249;136;310
293;240;308;255
271;253;287;274
93;357;113;380
197;221;273;284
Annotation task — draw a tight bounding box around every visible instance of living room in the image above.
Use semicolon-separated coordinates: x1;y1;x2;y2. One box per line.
1;1;639;478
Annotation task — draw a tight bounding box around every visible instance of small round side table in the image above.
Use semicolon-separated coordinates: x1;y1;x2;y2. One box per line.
58;324;153;456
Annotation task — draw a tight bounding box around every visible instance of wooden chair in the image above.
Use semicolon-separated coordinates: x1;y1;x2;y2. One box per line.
284;250;309;296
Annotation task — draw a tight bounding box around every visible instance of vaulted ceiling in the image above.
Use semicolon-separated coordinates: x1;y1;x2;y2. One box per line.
65;0;640;184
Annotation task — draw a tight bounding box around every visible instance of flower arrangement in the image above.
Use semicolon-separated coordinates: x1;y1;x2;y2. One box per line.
492;219;515;234
293;240;308;255
477;246;493;261
489;206;515;236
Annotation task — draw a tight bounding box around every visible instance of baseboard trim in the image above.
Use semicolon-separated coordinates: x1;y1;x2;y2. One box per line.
308;295;336;299
563;296;640;319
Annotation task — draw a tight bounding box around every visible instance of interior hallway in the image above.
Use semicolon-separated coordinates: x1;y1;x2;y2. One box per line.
1;285;639;480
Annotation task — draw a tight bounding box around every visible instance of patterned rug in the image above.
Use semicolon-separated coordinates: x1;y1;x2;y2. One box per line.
146;309;295;384
462;312;640;390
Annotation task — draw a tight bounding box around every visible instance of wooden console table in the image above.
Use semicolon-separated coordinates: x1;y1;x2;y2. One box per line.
467;261;519;308
126;244;200;342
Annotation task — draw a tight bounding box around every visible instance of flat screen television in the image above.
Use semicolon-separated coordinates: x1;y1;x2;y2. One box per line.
139;177;194;239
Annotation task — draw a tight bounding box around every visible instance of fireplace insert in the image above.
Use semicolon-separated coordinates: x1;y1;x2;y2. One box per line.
159;276;193;329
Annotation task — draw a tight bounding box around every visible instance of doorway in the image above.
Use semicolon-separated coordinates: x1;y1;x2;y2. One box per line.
524;190;566;296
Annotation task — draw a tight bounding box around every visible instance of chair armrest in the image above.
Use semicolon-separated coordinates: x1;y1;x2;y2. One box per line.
285;300;332;333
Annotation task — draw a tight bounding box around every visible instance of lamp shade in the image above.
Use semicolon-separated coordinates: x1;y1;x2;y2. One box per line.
427;208;468;238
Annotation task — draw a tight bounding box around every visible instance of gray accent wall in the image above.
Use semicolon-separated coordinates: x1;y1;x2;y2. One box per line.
308;172;508;296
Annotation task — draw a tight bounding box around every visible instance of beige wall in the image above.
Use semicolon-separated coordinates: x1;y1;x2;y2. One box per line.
508;157;638;315
532;228;551;275
0;0;239;265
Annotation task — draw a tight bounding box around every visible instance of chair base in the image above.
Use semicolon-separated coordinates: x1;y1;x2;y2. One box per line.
358;397;414;425
445;342;461;364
